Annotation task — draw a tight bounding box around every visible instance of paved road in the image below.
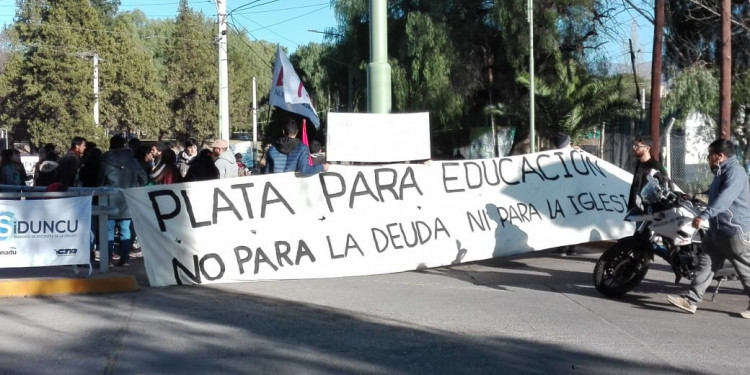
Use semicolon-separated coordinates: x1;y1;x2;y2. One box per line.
1;245;748;375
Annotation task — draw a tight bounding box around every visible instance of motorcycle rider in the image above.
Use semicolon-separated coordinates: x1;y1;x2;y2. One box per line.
666;139;750;318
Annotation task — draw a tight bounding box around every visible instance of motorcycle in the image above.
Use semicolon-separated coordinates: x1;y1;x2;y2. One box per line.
593;173;738;299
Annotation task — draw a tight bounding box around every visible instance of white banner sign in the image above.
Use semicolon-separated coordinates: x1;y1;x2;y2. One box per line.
124;150;635;287
326;112;431;162
0;196;92;267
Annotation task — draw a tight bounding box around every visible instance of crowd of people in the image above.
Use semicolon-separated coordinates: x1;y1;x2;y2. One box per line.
0;120;329;267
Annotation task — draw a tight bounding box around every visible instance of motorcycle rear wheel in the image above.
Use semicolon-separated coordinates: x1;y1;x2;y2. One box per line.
593;238;651;297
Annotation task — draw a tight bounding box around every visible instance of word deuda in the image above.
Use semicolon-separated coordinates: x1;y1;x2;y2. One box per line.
170;217;450;285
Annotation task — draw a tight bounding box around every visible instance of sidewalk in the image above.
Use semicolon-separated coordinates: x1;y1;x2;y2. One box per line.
0;254;144;297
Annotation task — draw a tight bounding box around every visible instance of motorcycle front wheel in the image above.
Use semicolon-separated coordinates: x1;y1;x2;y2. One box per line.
593;237;652;297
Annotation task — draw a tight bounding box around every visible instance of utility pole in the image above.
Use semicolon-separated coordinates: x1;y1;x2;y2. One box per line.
528;0;536;153
93;53;100;128
649;0;664;161
720;0;731;140
367;0;391;113
252;77;258;163
217;0;230;141
76;52;101;129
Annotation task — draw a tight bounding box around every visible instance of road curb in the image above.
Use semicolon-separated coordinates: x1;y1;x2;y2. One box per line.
0;275;138;297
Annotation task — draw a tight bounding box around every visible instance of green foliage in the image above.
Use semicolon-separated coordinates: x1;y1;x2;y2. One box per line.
516;59;639;141
0;0;652;158
292;44;332;118
227;33;274;134
396;12;462;131
164;0;218;143
0;0;106;148
662;64;719;130
99;17;168;142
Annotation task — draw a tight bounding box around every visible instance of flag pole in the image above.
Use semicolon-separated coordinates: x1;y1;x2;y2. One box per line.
528;0;536;153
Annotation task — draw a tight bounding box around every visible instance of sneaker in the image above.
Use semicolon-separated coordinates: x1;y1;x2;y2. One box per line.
740;309;750;319
666;295;697;314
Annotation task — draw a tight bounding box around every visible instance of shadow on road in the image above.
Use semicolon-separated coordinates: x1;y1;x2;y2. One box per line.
0;277;708;375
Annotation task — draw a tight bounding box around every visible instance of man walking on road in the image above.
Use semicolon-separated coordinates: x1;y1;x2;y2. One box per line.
667;139;750;318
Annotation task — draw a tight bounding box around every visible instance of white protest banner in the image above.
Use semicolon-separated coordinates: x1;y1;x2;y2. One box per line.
326;112;431;162
269;46;320;128
124;150;634;287
0;196;91;267
21;155;39;183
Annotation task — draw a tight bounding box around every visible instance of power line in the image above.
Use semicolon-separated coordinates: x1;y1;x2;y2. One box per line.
232;4;329;49
227;16;275;64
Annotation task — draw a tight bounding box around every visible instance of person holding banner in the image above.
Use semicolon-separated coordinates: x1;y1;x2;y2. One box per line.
212;139;239;179
263;119;329;176
552;132;578;256
99;134;149;267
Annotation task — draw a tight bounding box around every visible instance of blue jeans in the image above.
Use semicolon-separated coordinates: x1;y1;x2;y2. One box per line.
107;219;132;259
107;219;131;242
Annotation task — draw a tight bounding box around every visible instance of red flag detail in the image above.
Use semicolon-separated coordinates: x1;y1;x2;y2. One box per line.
302;119;313;166
275;67;284;86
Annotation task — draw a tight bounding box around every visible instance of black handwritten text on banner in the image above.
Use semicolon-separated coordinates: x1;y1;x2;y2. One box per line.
124;150;634;287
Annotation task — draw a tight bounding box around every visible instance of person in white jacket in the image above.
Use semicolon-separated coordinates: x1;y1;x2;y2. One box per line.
211;139;238;179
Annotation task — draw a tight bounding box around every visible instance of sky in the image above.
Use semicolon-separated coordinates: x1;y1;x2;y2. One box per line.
0;0;338;53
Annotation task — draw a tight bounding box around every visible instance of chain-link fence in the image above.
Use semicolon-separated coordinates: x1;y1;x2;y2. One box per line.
667;132;713;196
580;119;714;197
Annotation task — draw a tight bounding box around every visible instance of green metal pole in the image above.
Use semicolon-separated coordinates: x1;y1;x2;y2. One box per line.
367;0;392;113
528;0;536;153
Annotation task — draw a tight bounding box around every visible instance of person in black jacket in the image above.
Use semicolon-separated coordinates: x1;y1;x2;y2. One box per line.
628;136;671;211
184;148;220;182
98;135;148;266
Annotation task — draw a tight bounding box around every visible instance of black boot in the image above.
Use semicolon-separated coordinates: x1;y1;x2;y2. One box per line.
117;239;132;267
107;241;115;267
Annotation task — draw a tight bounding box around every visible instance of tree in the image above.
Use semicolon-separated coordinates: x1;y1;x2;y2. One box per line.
226;35;274;135
508;59;639;143
0;0;107;149
392;12;462;132
164;0;218;143
98;16;169;140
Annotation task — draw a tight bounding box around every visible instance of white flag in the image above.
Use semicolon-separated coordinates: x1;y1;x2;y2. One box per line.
269;46;320;128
